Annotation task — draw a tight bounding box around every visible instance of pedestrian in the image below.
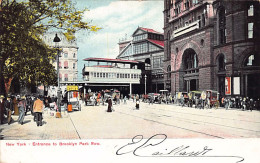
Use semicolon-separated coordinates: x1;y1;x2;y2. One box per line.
136;99;140;110
195;96;198;109
33;96;44;126
136;95;140;110
199;97;203;109
221;97;225;107
249;98;254;111
17;96;26;125
25;95;32;115
107;98;112;112
31;96;36;116
0;95;5;124
224;97;229;110
5;95;14;125
124;96;127;104
256;98;260;110
242;97;246;111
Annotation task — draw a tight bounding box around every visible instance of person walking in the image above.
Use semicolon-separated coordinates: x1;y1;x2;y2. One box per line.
0;95;5;124
124;96;127;104
249;98;254;111
17;96;26;125
224;97;229;110
107;98;112;112
5;95;14;125
30;96;36;118
242;97;246;111
136;95;140;110
33;96;44;126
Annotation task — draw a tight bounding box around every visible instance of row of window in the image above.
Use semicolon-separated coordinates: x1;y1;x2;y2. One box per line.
61;52;77;59
133;43;162;54
133;34;148;42
59;74;77;82
90;72;141;79
172;0;200;16
174;11;206;31
218;4;257;45
153;57;164;69
58;62;76;69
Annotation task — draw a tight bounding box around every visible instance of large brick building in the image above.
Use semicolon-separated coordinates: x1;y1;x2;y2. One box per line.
164;0;260;99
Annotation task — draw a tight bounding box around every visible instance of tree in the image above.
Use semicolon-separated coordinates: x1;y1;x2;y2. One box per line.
0;0;101;96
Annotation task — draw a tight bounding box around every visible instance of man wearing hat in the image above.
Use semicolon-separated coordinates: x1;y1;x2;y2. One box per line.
17;96;26;125
4;95;14;125
33;96;44;126
0;95;5;124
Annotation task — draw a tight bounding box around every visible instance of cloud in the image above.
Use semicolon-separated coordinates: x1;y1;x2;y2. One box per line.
77;0;164;78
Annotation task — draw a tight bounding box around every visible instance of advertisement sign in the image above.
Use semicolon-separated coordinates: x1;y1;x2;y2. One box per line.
67;85;78;91
233;77;240;95
225;77;231;95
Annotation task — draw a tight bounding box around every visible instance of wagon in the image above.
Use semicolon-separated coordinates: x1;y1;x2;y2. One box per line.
63;90;82;111
206;90;219;108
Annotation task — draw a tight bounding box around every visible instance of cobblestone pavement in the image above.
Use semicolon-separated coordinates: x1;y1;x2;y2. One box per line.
1;100;260;139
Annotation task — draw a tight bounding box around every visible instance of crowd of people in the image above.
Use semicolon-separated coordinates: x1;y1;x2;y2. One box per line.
0;94;59;126
107;93;260;111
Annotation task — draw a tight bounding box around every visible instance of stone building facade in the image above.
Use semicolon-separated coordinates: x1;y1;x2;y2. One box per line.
164;0;260;99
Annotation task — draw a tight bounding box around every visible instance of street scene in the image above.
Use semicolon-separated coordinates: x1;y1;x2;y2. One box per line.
1;98;260;139
1;0;260;162
1;0;260;141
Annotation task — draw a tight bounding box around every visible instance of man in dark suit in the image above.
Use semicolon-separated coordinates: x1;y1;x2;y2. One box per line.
5;95;14;125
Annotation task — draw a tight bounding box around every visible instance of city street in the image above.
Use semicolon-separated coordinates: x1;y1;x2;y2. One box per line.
1;100;260;140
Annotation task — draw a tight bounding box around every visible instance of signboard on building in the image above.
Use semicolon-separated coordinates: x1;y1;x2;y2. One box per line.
67;85;78;91
225;77;231;95
233;77;240;95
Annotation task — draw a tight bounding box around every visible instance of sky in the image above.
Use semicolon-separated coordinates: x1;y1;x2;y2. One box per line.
72;0;164;79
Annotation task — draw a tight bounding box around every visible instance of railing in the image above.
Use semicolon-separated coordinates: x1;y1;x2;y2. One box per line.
173;20;199;38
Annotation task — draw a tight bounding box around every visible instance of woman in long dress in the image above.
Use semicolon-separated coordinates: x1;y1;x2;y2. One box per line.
107;98;112;112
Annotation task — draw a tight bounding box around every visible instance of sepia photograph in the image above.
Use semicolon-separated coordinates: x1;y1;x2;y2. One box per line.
0;0;260;162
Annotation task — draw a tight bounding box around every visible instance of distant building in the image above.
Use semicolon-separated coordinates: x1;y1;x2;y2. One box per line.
42;32;79;96
117;27;165;93
82;58;143;96
164;0;260;99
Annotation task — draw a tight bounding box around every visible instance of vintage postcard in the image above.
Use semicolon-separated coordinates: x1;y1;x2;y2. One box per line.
0;0;260;162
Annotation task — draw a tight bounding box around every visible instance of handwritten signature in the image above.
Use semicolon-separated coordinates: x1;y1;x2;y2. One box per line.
116;134;244;163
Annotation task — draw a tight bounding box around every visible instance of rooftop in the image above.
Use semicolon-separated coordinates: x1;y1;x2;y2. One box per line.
83;57;142;64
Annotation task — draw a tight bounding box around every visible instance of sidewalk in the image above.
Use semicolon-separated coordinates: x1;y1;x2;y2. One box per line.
0;110;79;140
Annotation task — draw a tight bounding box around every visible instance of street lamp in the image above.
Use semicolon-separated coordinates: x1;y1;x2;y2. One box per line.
53;33;61;118
144;74;147;95
156;73;158;93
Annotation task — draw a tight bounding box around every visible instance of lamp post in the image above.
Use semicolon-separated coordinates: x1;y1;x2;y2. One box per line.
53;33;61;118
144;74;147;95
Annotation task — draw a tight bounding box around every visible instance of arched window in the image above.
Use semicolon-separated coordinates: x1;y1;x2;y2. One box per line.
244;54;260;67
145;58;151;70
218;6;226;44
64;52;68;58
218;54;226;71
183;49;198;71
